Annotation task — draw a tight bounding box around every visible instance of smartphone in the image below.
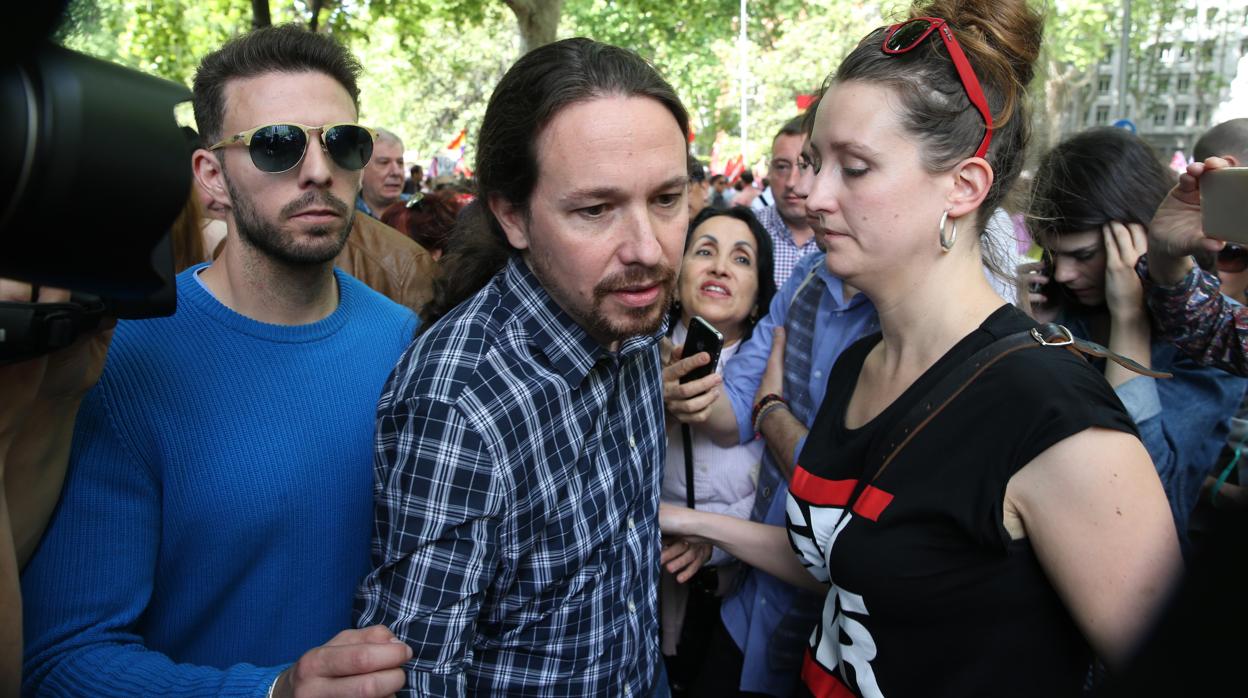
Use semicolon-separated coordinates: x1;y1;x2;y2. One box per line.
1202;167;1248;245
681;316;724;384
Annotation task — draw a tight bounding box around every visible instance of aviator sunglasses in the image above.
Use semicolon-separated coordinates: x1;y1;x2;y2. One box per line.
882;17;994;159
209;122;377;174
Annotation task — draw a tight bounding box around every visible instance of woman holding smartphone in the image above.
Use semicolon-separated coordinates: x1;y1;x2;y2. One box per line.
1023;127;1247;542
659;206;776;693
660;0;1182;695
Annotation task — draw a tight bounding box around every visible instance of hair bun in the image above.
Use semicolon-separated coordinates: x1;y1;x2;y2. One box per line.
917;0;1042;83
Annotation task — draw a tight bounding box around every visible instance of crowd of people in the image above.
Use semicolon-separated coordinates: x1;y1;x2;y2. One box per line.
4;0;1248;695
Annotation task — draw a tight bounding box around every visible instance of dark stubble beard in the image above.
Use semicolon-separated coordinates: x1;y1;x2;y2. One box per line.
224;172;353;266
527;238;678;346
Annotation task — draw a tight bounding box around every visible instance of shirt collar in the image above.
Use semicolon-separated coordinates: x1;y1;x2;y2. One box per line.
504;257;660;387
811;253;872;310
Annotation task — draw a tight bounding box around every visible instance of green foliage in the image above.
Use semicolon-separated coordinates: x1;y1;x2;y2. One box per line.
53;0;1242;169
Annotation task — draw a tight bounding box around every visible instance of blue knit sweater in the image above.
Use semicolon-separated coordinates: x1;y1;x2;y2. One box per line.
21;265;418;697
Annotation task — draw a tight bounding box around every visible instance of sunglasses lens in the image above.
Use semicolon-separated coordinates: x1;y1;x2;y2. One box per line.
249;124;307;173
885;20;932;52
325;125;375;171
1218;246;1248;272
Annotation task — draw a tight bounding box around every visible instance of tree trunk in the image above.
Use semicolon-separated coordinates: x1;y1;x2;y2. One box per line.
251;0;271;29
308;0;327;32
503;0;564;54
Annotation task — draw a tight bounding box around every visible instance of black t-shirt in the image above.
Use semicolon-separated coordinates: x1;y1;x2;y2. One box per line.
788;305;1138;698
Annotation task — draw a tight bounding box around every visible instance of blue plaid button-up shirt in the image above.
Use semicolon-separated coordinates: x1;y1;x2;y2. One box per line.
356;256;665;696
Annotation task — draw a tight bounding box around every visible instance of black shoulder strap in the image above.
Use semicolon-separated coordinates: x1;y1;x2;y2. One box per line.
865;323;1171;485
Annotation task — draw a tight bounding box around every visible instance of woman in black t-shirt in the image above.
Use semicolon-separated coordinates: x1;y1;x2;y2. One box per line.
659;0;1183;695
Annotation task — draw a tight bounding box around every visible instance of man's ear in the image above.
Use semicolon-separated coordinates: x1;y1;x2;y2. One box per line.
489;192;529;251
945;157;995;221
1227;155;1242;167
192;148;232;212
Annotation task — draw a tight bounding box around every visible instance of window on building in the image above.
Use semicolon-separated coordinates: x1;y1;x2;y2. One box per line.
1101;43;1114;65
1196;105;1208;126
1098;75;1112;94
1208;7;1220;23
1096;105;1110;125
1242;38;1248;56
1180;42;1193;61
1178;73;1191;92
1202;41;1216;62
1152;106;1168;126
1157;73;1171;91
1184;8;1198;24
1159;43;1174;61
1175;105;1189;125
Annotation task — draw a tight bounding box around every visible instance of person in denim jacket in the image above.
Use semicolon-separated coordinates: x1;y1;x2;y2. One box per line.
1023;127;1248;542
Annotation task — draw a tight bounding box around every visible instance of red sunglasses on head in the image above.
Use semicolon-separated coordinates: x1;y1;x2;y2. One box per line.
882;17;993;160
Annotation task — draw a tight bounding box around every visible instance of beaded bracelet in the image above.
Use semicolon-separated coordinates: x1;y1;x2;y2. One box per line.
752;393;788;439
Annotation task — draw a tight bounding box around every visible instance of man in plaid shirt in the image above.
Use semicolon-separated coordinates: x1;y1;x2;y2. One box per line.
756;117;819;288
355;39;694;696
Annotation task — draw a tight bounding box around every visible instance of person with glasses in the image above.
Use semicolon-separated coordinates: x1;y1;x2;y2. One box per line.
1024;127;1247;546
661;1;1182;696
20;25;419;698
756;117;820;288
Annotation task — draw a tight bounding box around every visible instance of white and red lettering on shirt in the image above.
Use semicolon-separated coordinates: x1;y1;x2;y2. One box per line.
787;465;894;698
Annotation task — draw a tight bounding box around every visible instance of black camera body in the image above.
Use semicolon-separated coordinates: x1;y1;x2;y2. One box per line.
1;7;192;363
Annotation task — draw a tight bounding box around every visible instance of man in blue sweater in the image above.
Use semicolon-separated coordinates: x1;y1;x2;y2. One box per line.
22;26;416;698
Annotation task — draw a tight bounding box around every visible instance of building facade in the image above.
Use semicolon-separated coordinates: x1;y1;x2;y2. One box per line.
1071;1;1248;157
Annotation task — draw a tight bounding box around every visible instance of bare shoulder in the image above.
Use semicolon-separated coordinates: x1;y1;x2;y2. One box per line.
1004;427;1163;538
1002;426;1182;665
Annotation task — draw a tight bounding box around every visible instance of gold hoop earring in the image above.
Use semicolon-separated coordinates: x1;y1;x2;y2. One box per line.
939;210;957;252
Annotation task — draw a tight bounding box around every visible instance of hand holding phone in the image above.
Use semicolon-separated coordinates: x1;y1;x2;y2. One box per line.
680;316;724;385
1201;166;1248;245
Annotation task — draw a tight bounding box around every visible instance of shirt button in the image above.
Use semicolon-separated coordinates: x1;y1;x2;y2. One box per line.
628;600;637;613
625;685;633;696
814;370;823;379
629;435;636;449
627;516;635;530
762;486;772;499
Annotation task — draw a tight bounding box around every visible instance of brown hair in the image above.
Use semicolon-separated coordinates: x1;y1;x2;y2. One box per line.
419;202;510;329
833;0;1043;236
379;192;461;257
192;24;362;146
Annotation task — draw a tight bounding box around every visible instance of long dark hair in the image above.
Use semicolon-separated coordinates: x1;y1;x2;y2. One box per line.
673;206;777;343
1027;127;1173;315
420;37;690;325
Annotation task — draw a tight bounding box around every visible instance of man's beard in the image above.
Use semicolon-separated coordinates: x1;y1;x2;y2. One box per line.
528;241;677;346
225;174;353;266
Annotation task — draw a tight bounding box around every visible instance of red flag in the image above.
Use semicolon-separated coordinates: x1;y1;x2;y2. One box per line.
446;128;467;151
796;93;817;111
724;154;745;183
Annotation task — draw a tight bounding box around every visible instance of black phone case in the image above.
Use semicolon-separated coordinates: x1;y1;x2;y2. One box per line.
681;317;724;384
